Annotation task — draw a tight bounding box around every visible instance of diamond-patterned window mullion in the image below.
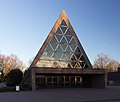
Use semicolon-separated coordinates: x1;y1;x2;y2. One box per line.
59;26;63;34
64;36;69;43
79;55;85;62
70;61;76;68
60;26;68;34
45;44;53;51
55;44;59;51
60;36;67;44
56;27;63;34
47;51;53;58
82;62;86;69
70;37;77;44
50;36;58;51
41;50;53;58
65;52;72;60
50;43;57;51
51;52;57;60
65;28;71;36
54;35;59;42
65;45;72;52
79;55;86;68
55;35;62;42
51;52;54;58
73;45;78;52
78;54;83;60
70;53;77;61
50;36;58;43
52;51;62;60
69;44;77;52
65;35;72;43
57;51;63;60
61;44;67;51
55;44;62;52
75;53;81;60
75;46;81;54
60;25;67;27
77;62;82;68
61;53;68;60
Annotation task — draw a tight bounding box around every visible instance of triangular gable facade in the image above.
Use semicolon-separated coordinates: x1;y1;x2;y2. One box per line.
30;10;92;69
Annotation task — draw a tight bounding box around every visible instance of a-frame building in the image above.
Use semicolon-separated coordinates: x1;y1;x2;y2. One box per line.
30;10;92;69
22;10;106;90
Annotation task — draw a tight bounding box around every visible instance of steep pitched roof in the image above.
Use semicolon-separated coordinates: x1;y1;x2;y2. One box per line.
30;10;92;68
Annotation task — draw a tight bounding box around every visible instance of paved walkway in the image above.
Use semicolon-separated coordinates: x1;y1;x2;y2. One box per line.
0;86;120;102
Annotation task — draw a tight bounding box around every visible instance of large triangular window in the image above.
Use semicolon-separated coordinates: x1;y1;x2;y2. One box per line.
32;11;92;69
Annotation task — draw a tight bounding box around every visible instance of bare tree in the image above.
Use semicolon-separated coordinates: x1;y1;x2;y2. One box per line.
93;53;110;69
93;53;119;72
107;59;119;72
0;54;25;76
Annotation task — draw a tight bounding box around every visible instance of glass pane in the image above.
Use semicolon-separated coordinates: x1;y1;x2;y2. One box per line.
65;52;72;60
70;54;77;61
60;26;67;33
52;53;57;60
41;51;53;58
75;53;81;60
61;19;67;26
47;51;53;57
56;45;62;52
61;53;68;60
65;29;71;36
75;47;81;53
56;27;63;34
70;37;76;44
52;51;62;60
56;35;62;42
61;44;67;51
66;45;72;52
51;43;57;50
60;37;67;44
50;36;57;43
45;44;53;51
65;35;72;43
70;44;77;52
79;55;85;62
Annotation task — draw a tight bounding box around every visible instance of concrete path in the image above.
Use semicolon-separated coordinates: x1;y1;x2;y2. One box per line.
0;86;120;102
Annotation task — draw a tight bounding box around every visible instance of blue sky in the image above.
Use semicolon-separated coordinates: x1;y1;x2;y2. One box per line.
0;0;120;66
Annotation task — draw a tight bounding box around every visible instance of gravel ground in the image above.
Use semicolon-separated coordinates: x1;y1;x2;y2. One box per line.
0;86;120;102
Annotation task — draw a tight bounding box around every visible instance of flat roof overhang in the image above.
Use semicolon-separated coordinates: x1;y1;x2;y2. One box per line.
31;67;107;75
